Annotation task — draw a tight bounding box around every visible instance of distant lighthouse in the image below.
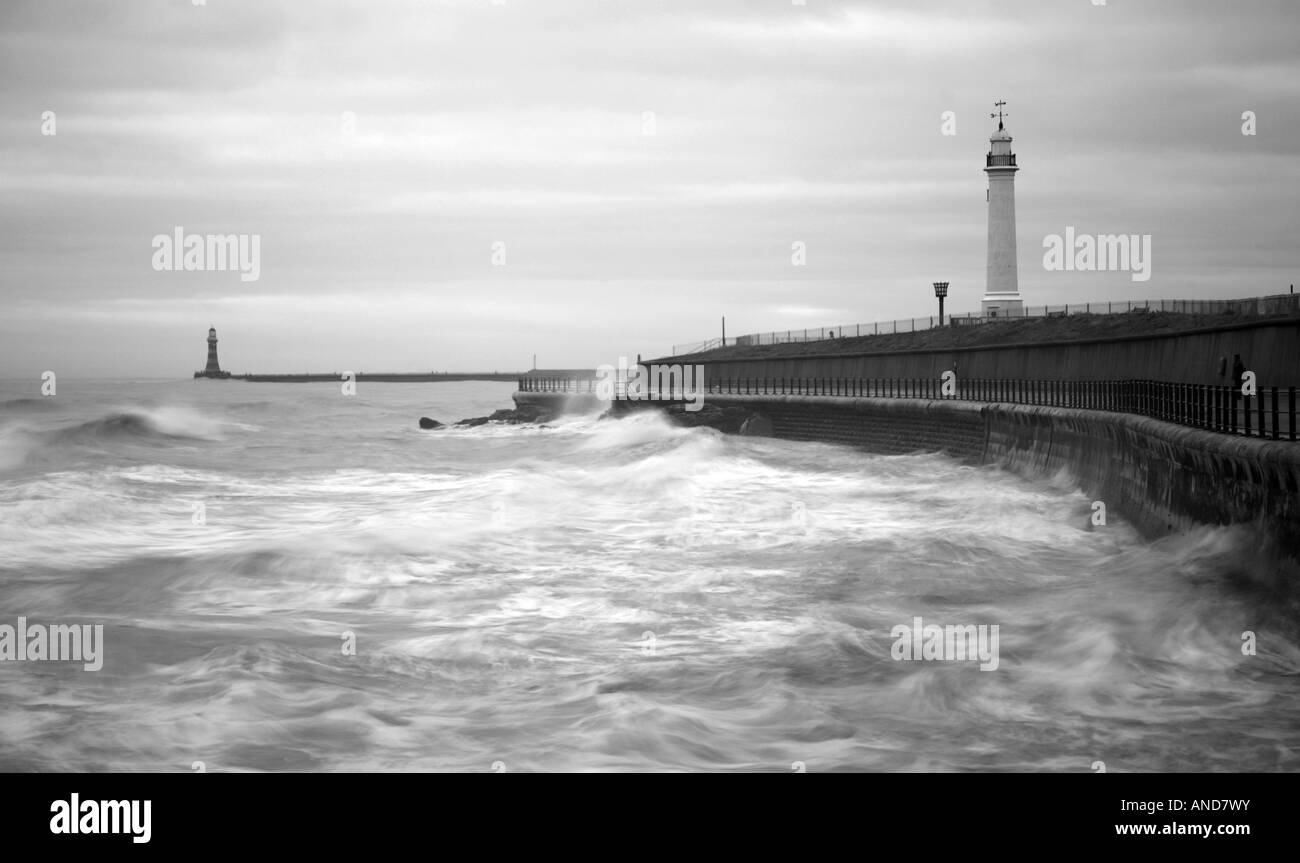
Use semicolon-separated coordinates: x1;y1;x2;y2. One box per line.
981;101;1024;318
194;327;232;379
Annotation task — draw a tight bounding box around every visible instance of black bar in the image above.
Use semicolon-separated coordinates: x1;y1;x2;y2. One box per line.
1272;387;1280;440
1291;386;1297;442
0;772;1293;851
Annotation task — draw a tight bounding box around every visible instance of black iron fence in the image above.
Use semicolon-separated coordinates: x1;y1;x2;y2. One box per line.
670;292;1300;355
519;378;597;393
518;376;1299;441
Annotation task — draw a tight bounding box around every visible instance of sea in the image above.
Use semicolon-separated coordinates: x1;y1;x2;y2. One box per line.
1;378;1298;772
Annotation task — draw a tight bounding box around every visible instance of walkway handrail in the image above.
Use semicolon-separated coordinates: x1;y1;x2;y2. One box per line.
671;293;1300;355
517;376;1299;441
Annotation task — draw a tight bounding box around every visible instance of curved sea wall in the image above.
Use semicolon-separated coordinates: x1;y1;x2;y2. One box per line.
513;389;1300;558
978;401;1300;551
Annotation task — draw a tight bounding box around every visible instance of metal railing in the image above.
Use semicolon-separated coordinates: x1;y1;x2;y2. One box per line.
519;376;1299;441
670;293;1300;355
519;378;601;394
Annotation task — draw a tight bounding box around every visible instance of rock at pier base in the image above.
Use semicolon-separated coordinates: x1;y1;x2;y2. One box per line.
659;403;755;434
418;417;443;429
453;404;554;427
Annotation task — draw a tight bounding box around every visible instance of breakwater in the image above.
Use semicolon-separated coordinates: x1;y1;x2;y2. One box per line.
213;372;523;383
513;387;1300;562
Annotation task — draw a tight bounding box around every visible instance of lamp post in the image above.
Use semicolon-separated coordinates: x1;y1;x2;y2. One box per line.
933;282;949;326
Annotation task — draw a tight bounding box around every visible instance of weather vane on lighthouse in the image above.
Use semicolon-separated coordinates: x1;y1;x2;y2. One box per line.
990;100;1008;129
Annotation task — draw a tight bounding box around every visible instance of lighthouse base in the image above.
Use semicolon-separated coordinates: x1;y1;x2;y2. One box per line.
981;297;1024;318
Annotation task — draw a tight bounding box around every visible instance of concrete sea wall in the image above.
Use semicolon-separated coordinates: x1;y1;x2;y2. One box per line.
514;389;1300;558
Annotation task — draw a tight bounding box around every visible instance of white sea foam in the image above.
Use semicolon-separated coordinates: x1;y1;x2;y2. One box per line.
0;379;1296;772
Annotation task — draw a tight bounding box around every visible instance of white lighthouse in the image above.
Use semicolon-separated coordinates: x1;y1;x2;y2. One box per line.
981;101;1023;318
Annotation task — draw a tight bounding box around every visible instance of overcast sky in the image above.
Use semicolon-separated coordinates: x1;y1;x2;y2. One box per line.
2;0;1296;377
